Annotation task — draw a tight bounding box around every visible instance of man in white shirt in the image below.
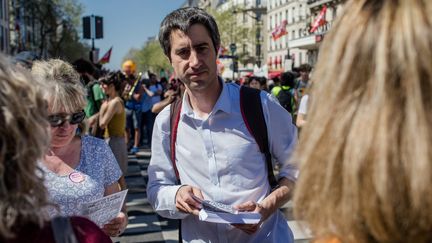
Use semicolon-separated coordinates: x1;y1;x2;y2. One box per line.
147;7;298;242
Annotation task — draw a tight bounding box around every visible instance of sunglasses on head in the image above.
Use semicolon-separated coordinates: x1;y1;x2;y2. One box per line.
48;110;86;127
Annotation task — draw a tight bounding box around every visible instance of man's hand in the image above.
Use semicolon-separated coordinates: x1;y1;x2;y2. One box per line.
231;178;295;235
231;201;268;234
175;185;204;215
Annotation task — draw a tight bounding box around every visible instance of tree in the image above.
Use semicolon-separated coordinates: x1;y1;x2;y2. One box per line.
209;8;254;66
11;0;88;60
126;40;171;75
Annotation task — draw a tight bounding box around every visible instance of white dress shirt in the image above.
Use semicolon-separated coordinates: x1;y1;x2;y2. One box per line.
147;81;298;243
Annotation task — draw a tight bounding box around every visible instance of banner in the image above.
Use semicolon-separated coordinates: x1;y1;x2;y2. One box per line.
271;20;288;40
310;6;327;33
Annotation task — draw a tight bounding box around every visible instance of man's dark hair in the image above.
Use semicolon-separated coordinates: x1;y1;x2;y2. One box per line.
299;63;312;73
280;72;296;87
72;58;95;75
159;7;220;59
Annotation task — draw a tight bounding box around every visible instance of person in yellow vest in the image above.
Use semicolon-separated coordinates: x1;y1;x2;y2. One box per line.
293;0;432;242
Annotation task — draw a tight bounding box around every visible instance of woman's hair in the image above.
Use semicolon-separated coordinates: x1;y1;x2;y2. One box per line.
31;59;87;130
293;0;432;243
100;71;124;92
0;55;50;239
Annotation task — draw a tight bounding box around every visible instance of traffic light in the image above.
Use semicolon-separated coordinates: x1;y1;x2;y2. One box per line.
82;15;103;39
233;60;238;72
95;16;103;39
82;16;91;39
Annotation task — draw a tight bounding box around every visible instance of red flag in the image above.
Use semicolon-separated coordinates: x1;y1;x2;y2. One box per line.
272;20;288;40
310;6;327;33
98;47;112;64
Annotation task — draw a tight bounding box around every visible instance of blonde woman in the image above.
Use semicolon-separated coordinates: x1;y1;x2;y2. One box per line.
293;0;432;243
0;56;111;242
31;59;128;237
99;71;128;190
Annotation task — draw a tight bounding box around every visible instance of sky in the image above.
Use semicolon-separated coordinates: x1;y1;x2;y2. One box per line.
78;0;186;70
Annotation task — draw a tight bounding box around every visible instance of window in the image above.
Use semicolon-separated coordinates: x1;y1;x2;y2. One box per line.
299;52;303;64
291;7;295;22
292;30;295;39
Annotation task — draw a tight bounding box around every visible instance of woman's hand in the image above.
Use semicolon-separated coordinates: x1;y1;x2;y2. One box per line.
102;212;128;237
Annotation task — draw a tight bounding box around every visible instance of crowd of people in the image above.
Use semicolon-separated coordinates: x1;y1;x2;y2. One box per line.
1;0;432;242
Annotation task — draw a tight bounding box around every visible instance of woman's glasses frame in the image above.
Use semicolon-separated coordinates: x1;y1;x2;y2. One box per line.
48;110;86;127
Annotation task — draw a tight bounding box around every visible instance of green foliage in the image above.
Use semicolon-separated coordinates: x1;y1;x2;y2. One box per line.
209;8;254;66
125;40;171;74
13;0;87;61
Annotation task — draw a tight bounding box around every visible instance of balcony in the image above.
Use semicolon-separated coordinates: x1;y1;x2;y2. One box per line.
307;0;340;9
288;35;317;50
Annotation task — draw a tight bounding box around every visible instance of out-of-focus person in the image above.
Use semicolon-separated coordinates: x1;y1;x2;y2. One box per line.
151;78;185;114
99;71;128;191
293;0;432;243
121;60;143;154
246;76;267;91
0;56;111;242
31;59;128;237
73;58;106;138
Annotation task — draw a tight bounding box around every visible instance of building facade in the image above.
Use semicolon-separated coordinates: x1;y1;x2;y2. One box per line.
267;0;309;72
288;0;345;66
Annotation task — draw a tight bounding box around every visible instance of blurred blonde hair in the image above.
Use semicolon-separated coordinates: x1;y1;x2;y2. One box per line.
0;56;50;238
293;0;432;242
32;59;87;131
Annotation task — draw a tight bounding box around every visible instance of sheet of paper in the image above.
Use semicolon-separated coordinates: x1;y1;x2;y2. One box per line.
199;209;261;224
80;189;128;226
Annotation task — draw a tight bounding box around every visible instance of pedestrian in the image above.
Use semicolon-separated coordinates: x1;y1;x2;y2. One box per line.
31;59;128;237
72;58;106;138
0;55;111;242
293;0;432;243
147;7;297;242
294;63;311;105
121;60;143;154
99;71;128;191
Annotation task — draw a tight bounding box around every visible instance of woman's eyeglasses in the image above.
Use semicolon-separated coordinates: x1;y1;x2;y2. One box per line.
48;110;86;127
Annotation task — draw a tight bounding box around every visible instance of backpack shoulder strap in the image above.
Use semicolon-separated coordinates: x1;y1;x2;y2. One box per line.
51;216;78;243
169;98;182;183
239;86;278;188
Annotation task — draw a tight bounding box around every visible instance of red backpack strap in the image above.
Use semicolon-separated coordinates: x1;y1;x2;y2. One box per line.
240;86;278;188
169;98;182;183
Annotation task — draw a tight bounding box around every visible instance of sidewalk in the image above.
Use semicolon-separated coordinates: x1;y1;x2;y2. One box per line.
112;148;311;243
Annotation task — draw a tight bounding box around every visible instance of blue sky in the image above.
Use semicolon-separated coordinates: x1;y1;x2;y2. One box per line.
78;0;185;70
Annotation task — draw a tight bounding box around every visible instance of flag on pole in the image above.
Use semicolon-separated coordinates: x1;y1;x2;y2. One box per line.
271;20;288;40
98;46;112;64
310;6;327;33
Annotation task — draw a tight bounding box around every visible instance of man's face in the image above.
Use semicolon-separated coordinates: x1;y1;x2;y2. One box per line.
300;71;309;81
169;24;218;92
123;65;134;77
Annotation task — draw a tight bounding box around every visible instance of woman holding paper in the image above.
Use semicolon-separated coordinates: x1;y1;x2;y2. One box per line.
32;59;128;237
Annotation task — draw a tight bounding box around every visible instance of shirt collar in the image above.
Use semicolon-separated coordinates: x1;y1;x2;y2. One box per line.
181;77;232;119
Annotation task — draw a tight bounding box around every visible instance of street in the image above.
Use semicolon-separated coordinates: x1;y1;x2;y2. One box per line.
112;149;312;243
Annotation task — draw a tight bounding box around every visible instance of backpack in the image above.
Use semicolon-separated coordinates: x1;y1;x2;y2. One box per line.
169;86;277;188
276;87;296;114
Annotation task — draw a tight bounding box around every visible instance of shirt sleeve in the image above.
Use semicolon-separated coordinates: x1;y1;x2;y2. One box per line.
298;94;309;115
92;84;106;102
261;92;299;182
146;107;189;219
